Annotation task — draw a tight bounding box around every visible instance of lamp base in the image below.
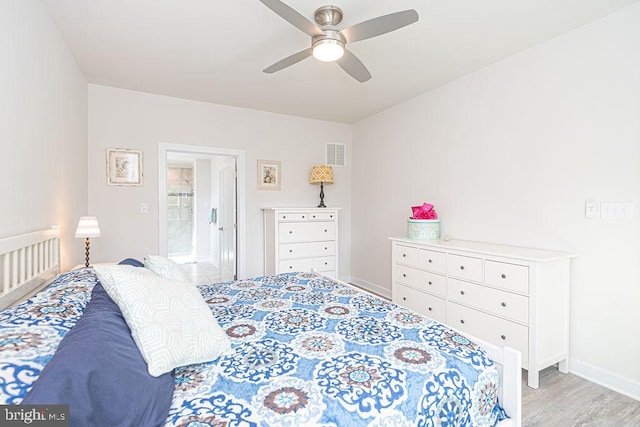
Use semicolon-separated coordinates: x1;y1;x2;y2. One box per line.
84;238;91;268
318;182;327;208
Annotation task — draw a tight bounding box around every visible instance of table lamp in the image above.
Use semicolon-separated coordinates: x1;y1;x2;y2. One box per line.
74;216;101;267
310;165;334;208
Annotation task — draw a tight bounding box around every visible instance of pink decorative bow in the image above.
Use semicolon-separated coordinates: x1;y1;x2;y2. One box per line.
411;203;438;220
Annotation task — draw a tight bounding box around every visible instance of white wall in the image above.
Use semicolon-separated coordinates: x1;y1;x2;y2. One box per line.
88;85;352;279
0;0;88;271
352;4;640;398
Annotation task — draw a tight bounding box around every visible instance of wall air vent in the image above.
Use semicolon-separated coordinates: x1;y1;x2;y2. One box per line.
326;142;346;167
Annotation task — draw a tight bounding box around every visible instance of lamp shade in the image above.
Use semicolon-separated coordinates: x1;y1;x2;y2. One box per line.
310;165;334;184
74;216;101;238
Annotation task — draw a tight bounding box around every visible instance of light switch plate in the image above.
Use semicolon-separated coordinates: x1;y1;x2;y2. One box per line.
600;201;634;220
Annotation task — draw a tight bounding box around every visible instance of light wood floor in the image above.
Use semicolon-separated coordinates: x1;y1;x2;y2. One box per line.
523;367;640;426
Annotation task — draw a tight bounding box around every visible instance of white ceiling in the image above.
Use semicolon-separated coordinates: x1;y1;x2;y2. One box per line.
41;0;639;123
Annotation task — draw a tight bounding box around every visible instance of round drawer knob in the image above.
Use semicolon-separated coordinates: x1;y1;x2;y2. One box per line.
501;274;507;279
302;216;305;218
402;273;407;278
428;281;432;285
289;231;293;234
283;216;286;219
403;297;407;301
460;265;465;270
460;319;465;324
324;229;328;232
330;215;333;218
460;290;465;295
501;335;507;340
324;262;328;265
289;266;293;269
501;302;507;307
428;259;433;263
312;215;315;218
289;250;293;253
324;247;328;250
428;307;433;311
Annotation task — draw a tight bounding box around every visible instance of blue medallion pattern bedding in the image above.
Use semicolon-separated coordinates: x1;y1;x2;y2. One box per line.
0;269;508;426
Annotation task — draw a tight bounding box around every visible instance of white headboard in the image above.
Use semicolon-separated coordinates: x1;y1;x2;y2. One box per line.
0;228;60;309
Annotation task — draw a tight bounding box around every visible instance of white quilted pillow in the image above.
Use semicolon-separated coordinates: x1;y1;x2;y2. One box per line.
144;255;191;283
108;267;231;376
93;264;158;304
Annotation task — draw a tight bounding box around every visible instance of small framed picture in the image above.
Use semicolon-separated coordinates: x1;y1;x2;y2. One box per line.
106;148;143;186
257;160;281;190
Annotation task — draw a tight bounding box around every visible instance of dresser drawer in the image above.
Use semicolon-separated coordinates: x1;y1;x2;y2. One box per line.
446;254;483;282
394;245;418;266
447;278;529;324
417;249;446;274
279;222;336;243
278;212;309;221
279;241;335;260
394;283;445;323
278;256;335;273
446;301;529;365
308;212;337;221
395;265;445;297
485;260;529;294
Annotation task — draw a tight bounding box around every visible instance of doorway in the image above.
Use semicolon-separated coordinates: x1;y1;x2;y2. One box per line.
158;143;246;281
166;164;194;260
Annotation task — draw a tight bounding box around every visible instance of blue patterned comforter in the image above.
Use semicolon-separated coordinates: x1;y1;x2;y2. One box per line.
1;270;507;426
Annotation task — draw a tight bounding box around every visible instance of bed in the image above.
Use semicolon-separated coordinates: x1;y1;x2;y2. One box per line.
0;229;521;426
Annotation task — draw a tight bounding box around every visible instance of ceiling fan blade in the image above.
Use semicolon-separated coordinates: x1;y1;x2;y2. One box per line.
341;9;419;43
263;48;313;74
337;49;372;83
259;0;324;37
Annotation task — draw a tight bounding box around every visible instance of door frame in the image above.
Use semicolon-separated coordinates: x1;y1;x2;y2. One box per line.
218;164;236;281
158;142;246;279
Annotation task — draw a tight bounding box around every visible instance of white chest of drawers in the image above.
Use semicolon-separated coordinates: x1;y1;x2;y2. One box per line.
390;237;575;388
263;208;339;278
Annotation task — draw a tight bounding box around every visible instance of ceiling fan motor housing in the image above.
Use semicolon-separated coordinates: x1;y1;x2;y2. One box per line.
312;30;345;48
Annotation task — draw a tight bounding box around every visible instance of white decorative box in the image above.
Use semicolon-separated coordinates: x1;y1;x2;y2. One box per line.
407;219;440;240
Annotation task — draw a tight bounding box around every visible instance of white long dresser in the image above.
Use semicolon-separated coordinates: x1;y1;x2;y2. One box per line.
263;208;339;278
390;237;576;388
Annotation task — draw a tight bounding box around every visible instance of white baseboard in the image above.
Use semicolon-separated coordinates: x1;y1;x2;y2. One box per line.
570;358;640;401
348;276;392;300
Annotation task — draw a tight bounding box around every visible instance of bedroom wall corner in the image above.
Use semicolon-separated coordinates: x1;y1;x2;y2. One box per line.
0;0;88;272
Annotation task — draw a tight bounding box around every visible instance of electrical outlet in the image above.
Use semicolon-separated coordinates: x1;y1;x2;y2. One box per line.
585;200;600;219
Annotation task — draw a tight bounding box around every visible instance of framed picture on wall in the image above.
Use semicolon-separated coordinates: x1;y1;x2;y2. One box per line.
257;160;281;190
106;148;143;186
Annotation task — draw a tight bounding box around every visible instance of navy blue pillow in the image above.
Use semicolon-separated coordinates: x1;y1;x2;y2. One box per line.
23;283;174;426
118;258;144;267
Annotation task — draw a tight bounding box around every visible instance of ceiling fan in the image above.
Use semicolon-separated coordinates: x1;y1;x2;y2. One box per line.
259;0;419;83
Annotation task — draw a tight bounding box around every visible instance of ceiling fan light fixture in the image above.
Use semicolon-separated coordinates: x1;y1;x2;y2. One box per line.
312;39;344;62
